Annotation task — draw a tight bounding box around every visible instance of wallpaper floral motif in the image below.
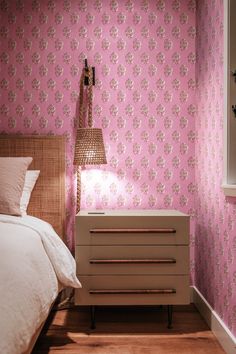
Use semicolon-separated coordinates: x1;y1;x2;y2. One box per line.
196;0;236;336
0;0;196;252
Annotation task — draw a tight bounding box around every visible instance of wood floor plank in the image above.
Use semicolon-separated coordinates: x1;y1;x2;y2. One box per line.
33;305;226;354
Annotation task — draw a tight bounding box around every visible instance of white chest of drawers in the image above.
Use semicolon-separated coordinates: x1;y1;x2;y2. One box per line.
75;210;190;327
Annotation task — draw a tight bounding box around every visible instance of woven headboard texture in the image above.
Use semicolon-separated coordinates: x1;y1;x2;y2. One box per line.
0;135;65;240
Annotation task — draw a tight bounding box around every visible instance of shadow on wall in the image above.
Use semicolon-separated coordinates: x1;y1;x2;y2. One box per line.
194;222;218;309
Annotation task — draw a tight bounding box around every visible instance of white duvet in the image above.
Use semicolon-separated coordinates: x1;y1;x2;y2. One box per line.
0;214;81;354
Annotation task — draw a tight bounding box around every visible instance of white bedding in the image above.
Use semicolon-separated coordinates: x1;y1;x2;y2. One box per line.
0;215;81;354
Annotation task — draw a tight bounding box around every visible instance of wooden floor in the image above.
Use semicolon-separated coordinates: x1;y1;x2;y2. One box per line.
33;304;225;354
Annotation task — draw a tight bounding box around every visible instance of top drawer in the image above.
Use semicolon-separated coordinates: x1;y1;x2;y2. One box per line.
75;214;189;245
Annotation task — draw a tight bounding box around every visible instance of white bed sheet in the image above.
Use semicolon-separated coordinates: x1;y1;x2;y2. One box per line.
0;215;81;354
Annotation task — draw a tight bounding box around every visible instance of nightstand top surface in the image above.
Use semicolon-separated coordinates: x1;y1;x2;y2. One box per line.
77;210;188;217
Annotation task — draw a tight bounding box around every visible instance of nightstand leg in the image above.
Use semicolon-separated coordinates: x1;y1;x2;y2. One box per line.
167;305;173;329
90;305;96;329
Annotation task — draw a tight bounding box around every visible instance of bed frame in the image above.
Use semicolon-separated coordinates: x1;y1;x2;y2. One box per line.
0;135;65;240
0;135;66;354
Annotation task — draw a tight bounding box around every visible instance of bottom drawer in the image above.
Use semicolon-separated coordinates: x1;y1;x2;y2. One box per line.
75;275;190;305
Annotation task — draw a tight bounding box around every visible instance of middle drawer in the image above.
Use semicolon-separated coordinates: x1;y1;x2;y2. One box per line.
76;245;189;275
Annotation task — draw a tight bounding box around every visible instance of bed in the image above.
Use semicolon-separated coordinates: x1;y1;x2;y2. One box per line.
0;135;81;354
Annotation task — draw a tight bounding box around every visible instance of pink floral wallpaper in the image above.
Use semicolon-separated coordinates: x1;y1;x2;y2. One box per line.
0;0;196;251
196;0;236;336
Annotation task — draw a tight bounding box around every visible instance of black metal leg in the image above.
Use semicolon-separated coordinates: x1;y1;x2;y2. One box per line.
167;305;173;329
90;305;96;329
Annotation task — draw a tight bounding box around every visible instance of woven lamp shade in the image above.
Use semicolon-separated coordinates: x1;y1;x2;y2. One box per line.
74;128;107;165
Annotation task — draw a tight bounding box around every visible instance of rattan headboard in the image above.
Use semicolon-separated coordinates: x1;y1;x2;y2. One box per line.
0;135;65;240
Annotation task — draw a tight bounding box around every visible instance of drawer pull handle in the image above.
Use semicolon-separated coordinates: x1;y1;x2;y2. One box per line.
90;228;176;234
89;289;176;294
89;258;176;264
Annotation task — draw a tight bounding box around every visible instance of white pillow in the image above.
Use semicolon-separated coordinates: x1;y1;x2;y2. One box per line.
20;170;40;215
0;157;33;216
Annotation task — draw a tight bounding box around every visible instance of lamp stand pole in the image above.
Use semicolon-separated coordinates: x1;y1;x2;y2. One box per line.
76;167;81;214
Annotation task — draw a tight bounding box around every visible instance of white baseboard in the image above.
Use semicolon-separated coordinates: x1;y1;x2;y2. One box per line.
191;286;236;354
